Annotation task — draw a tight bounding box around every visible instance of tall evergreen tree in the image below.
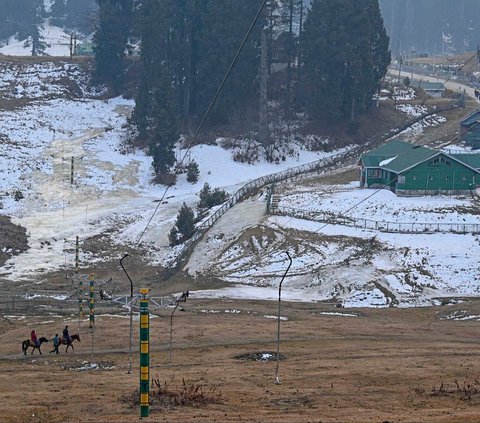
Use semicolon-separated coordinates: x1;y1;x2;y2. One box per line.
148;66;178;176
279;0;302;119
134;0;179;177
94;0;133;90
301;0;390;121
194;0;263;124
51;0;67;19
24;0;47;56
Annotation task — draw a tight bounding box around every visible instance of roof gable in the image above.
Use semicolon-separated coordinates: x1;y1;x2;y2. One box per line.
460;109;480;126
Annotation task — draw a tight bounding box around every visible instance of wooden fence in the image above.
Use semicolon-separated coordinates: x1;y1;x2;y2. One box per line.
271;204;480;235
162;103;459;277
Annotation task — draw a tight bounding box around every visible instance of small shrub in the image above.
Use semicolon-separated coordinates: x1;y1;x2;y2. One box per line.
186;160;200;183
14;190;24;201
169;203;195;245
152;172;176;186
168;226;178;247
198;183;229;210
120;377;222;410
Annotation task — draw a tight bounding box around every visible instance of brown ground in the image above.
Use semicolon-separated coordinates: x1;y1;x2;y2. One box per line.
2;296;480;423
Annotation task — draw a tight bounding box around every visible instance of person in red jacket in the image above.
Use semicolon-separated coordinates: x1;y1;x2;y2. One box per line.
31;330;39;347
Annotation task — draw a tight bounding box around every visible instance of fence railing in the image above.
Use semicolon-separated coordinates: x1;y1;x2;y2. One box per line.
162;104;459;277
271;204;480;235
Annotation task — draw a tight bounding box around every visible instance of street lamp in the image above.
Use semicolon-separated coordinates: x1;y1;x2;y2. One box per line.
169;291;189;366
120;253;134;374
275;252;292;385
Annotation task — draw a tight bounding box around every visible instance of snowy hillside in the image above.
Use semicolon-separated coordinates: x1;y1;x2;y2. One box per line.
0;22;79;57
0;59;338;282
186;178;480;308
1;58;478;309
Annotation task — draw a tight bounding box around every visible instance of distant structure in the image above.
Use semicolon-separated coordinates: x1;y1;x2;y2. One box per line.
359;139;480;196
460;110;480;150
411;80;446;98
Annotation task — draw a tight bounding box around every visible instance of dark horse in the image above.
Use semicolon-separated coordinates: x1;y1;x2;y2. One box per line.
22;337;49;355
59;333;81;352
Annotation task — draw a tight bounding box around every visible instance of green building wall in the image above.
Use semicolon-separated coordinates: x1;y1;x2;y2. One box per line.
362;168;393;188
395;155;478;195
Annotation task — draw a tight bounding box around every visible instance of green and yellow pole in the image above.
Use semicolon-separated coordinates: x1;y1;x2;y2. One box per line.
89;274;95;329
76;236;82;333
139;288;149;418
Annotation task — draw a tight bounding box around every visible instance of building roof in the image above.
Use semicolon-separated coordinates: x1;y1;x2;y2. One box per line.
449;153;480;169
361;140;480;174
360;139;436;171
460;109;480;126
411;80;446;92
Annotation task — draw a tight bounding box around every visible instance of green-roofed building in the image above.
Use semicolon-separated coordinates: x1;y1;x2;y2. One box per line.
359;140;480;196
411;80;446;98
460;110;480;150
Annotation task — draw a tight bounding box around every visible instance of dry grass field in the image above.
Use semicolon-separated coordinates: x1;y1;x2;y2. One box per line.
2;297;480;423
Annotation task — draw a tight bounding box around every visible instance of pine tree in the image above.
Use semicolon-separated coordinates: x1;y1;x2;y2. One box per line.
147;65;178;176
301;0;390;121
24;0;47;56
197;183;212;210
193;0;264;124
175;203;195;241
51;0;67;20
94;0;133;90
186;160;200;183
168;226;179;246
279;0;302;119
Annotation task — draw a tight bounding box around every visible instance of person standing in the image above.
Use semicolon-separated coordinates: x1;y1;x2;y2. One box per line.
50;334;59;354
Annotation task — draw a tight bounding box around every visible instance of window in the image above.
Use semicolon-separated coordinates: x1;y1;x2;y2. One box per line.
412;175;417;181
428;175;434;181
368;169;381;177
398;176;405;184
462;176;467;181
445;176;449;181
428;156;452;166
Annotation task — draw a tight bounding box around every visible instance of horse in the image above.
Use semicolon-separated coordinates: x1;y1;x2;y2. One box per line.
22;337;49;355
59;333;81;352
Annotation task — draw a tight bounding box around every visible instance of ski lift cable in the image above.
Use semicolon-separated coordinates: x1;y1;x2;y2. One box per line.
136;0;269;246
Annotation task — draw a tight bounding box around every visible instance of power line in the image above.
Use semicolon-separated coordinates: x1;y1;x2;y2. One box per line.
136;0;269;246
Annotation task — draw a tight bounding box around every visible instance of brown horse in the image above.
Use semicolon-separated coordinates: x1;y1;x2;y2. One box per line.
22;337;49;355
59;333;81;352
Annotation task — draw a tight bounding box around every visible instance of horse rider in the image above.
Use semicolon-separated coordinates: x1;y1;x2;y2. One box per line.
50;334;59;355
63;325;71;344
31;329;39;347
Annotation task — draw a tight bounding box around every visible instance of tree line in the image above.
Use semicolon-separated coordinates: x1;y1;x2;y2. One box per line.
95;0;390;179
380;0;480;56
0;0;96;55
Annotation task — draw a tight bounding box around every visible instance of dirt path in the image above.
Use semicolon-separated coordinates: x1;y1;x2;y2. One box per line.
2;298;480;422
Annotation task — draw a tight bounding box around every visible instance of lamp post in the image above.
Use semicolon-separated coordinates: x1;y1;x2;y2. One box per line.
120;253;134;374
275;252;292;385
169;291;189;366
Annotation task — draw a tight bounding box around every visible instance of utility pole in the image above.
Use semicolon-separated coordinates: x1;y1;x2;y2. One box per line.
398;55;403;84
275;252;293;385
259;29;269;147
